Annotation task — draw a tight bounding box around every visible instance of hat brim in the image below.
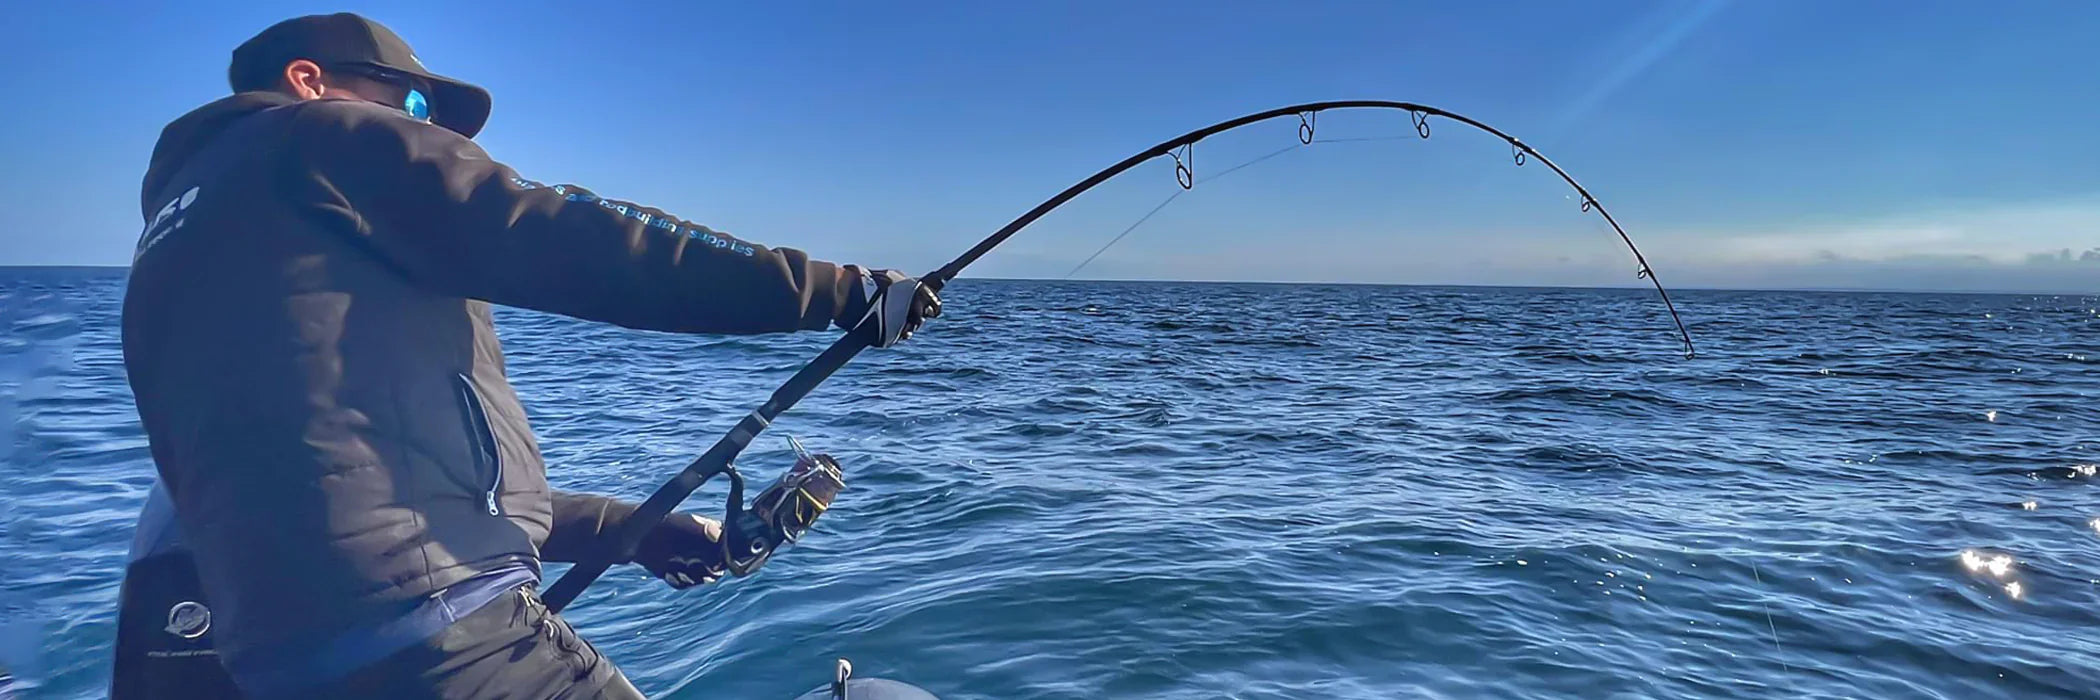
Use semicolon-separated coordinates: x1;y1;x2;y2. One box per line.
394;66;490;139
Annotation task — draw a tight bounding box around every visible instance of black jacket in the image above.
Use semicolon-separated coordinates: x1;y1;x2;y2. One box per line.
123;92;859;663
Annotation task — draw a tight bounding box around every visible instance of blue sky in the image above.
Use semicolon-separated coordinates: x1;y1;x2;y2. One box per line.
2;1;2096;291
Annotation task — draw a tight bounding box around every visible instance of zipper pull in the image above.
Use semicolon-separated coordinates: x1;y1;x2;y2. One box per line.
486;490;501;516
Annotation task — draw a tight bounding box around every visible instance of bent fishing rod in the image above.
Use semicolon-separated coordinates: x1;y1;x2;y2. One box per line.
542;99;1696;612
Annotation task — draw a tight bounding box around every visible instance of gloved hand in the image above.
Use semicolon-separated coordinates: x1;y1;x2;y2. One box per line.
633;512;726;589
838;267;941;347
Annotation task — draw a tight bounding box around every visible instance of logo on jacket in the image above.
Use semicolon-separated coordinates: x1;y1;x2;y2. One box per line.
164;601;211;639
135;185;202;261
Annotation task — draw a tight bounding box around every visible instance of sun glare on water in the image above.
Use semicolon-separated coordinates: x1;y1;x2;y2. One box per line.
1960;550;2015;579
1959;549;2027;601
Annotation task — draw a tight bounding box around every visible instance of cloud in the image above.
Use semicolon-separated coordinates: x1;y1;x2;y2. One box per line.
1020;195;2100;293
1659;251;2100;293
1677;197;2100;267
1623;196;2100;291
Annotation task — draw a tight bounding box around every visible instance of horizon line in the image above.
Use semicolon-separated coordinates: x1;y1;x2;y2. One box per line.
2;265;2092;297
982;277;2098;297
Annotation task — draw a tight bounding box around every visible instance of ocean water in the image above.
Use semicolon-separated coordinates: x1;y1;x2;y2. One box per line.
2;268;2097;699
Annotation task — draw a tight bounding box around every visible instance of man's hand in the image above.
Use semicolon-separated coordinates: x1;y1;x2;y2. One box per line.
633;512;726;589
839;268;942;347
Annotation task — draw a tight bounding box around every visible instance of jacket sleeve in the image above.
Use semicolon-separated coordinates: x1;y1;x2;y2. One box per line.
541;490;642;564
283;99;858;334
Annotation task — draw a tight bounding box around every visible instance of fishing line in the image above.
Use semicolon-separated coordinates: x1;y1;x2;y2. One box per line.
1065;142;1303;279
1064;191;1181;279
1750;562;1796;686
1311;135;1420;144
1065;133;1433;279
1060;130;1636;292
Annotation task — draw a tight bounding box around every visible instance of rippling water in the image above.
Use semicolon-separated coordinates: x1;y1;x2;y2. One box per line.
3;268;2098;698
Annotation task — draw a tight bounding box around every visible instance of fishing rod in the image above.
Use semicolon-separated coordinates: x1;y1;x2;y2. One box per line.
541;99;1695;612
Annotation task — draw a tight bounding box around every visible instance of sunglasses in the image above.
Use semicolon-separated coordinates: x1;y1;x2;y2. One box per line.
329;63;433;122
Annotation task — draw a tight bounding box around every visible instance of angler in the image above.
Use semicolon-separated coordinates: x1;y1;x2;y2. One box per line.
114;12;1688;700
112;12;938;699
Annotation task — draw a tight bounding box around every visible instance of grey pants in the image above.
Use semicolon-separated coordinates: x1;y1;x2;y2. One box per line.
311;586;645;700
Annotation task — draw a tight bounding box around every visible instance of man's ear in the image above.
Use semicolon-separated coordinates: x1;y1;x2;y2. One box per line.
282;59;326;99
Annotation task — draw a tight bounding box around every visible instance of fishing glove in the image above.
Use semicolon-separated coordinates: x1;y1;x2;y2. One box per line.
634;512;728;589
837;267;942;347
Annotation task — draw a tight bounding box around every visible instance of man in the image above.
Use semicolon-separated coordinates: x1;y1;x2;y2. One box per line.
121;12;939;699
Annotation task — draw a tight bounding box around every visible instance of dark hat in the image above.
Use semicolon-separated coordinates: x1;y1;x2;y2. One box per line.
230;13;491;138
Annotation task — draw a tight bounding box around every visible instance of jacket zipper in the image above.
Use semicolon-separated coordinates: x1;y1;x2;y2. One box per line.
456;373;503;516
